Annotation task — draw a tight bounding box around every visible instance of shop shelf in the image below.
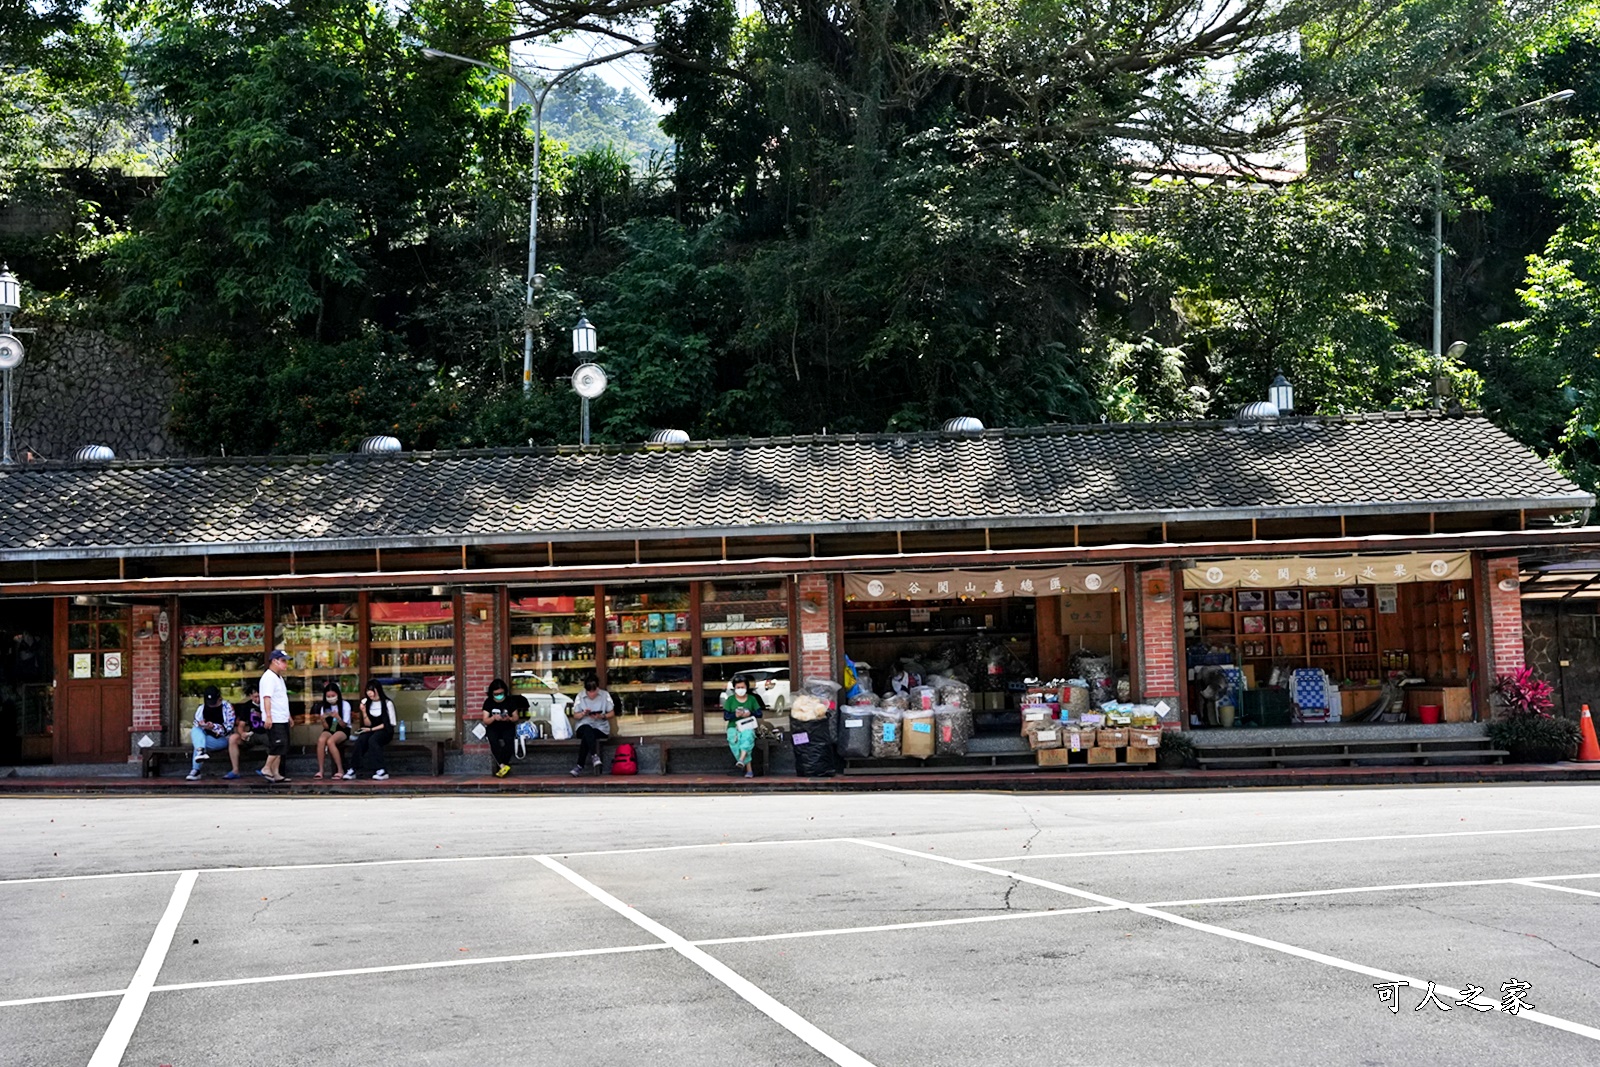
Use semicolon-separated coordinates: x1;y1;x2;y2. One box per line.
509;633;596;645
608;682;692;694
369;664;455;674
180;646;262;656
512;659;598;669
703;653;790;664
365;639;454;649
607;629;693;639
700;626;789;636
179;669;258;680
606;655;694;667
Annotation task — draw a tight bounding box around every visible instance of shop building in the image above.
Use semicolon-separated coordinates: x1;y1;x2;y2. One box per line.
0;411;1592;768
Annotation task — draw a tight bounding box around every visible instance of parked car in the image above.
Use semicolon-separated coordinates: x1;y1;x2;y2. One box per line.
722;667;790;713
424;673;574;730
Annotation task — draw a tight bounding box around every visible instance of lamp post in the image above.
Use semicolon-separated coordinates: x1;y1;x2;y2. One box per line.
569;316;606;445
0;265;24;465
420;43;654;394
1433;89;1574;407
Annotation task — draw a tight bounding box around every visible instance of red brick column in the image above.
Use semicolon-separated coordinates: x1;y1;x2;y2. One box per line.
797;574;837;684
460;593;498;757
1138;568;1179;701
130;604;164;759
1485;556;1525;677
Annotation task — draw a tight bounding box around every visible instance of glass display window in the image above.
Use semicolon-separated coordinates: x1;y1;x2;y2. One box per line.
509;589;597;725
700;579;792;728
178;595;268;735
604;585;693;735
276;595;360;745
367;594;455;740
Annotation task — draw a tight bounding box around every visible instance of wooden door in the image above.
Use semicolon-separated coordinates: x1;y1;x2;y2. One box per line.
54;600;132;763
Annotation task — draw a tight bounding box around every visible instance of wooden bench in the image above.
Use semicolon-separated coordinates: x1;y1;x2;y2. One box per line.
659;734;772;776
1194;737;1507;769
143;737;449;777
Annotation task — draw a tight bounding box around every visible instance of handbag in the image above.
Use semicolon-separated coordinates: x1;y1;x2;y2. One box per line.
514;719;541;759
735;716;759;732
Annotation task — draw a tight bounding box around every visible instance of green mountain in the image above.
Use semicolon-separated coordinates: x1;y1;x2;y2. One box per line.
513;72;670;165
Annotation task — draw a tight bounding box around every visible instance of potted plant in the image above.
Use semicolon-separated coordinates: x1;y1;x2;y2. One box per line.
1488;668;1580;763
1157;730;1197;769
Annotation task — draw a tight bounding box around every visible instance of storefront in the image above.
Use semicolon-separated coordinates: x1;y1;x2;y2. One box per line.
0;410;1594;767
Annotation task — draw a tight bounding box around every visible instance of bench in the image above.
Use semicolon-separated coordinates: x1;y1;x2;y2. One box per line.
1194;737;1507;769
143;736;450;777
658;733;772;776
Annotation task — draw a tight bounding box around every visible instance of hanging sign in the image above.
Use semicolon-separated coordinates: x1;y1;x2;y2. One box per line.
1183;552;1470;589
102;652;123;679
157;610;170;643
72;653;92;679
845;565;1125;602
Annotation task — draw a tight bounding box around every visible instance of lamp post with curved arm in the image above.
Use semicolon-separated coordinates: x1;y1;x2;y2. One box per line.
420;43;655;393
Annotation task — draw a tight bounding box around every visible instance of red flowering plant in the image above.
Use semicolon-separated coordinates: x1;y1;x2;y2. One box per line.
1489;667;1578;761
1491;667;1555;717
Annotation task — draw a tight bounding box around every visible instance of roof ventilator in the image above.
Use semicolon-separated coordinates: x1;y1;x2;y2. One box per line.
649;429;690;445
941;416;985;435
73;444;115;463
358;435;402;454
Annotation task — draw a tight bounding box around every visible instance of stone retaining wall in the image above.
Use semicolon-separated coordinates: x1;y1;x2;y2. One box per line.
9;324;178;459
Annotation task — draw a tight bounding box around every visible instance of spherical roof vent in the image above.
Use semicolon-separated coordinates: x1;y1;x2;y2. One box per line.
941;416;985;435
649;429;691;445
358;435;402;454
1237;401;1280;422
73;444;115;463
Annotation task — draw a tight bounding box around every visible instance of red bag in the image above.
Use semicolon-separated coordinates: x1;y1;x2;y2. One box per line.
610;743;638;776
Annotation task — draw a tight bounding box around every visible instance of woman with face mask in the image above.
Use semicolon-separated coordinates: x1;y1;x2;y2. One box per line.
722;676;764;778
313;680;352;779
482;678;530;778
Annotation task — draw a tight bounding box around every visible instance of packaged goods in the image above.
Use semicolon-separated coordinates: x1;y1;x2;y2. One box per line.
902;709;935;758
1063;727;1096;752
836;709;872;759
880;692;909;712
1029;726;1063;751
871;705;903;758
848;691;881;708
789;694;831;723
935;678;973;709
908;685;937;713
791;716;836;777
933;704;973;756
1129;728;1162;749
1019;706;1053;735
1096;728;1129;748
801;678;843;713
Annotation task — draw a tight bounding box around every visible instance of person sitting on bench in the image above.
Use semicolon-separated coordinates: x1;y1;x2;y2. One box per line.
351;678;398;781
482;678;529;778
569;675;614;776
313;680;353;779
186;686;234;780
224;680;265;780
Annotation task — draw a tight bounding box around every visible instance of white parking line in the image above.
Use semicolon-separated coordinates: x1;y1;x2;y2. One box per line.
1513;880;1600;900
0;838;849;887
87;870;197;1067
696;904;1121;946
0;988;127;1009
1146;872;1600;908
852;839;1600;1043
537;854;878;1067
969;822;1600;864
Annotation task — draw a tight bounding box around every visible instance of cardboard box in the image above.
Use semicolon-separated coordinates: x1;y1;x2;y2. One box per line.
1085;746;1118;765
1129;728;1162;749
1124;746;1157;765
903;714;936;757
1029;727;1063;751
1095;728;1129;748
1037;747;1075;767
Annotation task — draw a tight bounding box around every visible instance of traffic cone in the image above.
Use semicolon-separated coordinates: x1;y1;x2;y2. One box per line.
1578;705;1600;763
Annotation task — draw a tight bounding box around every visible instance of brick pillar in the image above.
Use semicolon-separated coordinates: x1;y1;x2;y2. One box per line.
797;574;837;684
1138;568;1179;701
1485;556;1525;677
460;592;498;758
130;604;163;759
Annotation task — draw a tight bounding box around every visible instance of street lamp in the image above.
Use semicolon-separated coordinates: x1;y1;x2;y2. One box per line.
1433;89;1575;408
569;316;607;445
1269;372;1294;415
419;42;655;394
0;264;24;465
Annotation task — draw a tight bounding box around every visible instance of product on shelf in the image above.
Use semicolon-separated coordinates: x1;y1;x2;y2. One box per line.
933;704;973;756
870;705;903;758
836;708;872;759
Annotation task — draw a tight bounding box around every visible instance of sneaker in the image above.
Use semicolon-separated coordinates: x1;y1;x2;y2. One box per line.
494;764;511;778
372;769;389;781
194;751;209;761
570;766;584;776
341;769;356;780
186;770;202;781
744;768;754;779
223;771;240;780
590;754;603;768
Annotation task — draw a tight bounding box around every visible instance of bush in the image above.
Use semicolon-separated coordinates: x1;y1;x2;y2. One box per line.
1157;730;1197;768
1487;713;1580;762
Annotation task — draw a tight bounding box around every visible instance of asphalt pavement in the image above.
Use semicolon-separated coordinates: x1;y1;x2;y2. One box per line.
2;785;1599;1066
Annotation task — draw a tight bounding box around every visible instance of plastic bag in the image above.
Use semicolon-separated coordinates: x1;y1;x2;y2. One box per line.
791;716;836;777
933;704;973;756
789;693;831;723
871;705;903;758
847;690;881;708
836;706;872;759
935;678;973;709
907;685;937;714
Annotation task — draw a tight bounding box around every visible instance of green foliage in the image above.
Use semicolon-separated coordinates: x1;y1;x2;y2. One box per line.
1486;711;1580;760
531;72;670;163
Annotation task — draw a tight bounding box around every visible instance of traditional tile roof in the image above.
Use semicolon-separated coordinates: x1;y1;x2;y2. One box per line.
0;412;1589;559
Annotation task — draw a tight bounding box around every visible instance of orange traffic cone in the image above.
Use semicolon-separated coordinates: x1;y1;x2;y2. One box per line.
1578;705;1600;763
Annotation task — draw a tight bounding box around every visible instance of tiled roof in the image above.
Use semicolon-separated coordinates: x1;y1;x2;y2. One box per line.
0;413;1589;559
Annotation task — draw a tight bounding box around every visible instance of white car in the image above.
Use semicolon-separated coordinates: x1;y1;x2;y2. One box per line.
423;673;573;728
723;667;790;714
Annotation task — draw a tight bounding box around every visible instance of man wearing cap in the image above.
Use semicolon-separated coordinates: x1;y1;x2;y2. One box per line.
187;686;235;781
259;650;292;782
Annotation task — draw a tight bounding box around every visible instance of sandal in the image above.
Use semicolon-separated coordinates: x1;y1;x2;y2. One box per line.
313;772;325;779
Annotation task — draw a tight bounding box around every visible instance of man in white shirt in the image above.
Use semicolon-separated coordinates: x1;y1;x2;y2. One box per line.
259;649;292;782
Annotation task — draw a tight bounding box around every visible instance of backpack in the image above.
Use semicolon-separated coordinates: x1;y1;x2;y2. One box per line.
610;742;638;776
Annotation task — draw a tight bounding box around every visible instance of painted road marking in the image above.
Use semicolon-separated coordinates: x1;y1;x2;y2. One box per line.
537;854;878;1067
1513;879;1600;900
86;870;197;1067
1146;872;1600;908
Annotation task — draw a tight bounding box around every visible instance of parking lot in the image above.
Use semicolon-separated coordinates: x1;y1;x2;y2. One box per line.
3;784;1599;1066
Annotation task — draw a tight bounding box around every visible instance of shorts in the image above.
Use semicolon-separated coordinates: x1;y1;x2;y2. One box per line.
266;722;290;755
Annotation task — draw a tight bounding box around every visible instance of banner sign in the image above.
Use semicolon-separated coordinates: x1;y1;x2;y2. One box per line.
845;565;1125;602
1183;553;1471;589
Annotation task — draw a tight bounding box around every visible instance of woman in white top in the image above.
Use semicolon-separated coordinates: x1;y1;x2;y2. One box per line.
313;680;353;779
569;675;614;776
350;679;398;780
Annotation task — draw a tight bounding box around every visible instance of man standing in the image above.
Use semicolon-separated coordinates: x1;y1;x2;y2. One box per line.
186;686;234;781
258;649;292;783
